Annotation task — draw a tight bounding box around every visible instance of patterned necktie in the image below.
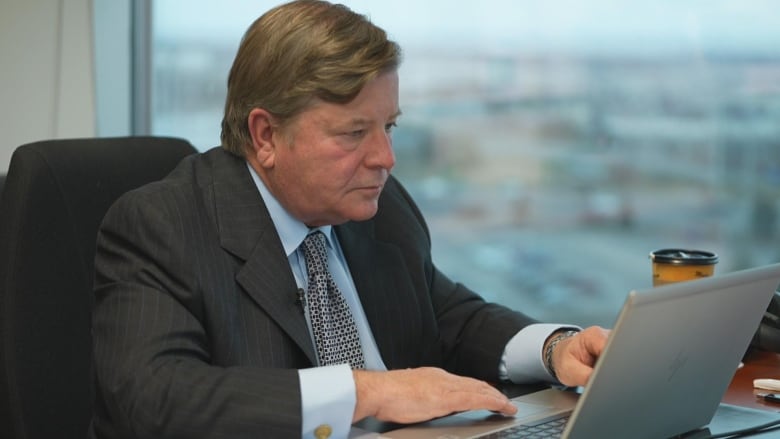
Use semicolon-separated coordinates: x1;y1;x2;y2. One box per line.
301;231;365;369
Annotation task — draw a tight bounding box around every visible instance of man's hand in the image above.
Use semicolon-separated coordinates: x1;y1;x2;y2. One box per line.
549;326;610;387
352;367;517;424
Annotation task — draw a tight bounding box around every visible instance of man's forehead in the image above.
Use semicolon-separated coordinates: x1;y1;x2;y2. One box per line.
304;99;401;126
301;72;399;119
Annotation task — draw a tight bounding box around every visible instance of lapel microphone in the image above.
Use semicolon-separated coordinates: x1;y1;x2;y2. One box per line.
295;288;306;312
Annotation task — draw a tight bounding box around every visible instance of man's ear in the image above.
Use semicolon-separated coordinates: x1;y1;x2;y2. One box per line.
247;108;277;169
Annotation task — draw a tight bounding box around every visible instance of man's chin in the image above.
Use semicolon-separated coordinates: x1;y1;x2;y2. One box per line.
346;203;380;222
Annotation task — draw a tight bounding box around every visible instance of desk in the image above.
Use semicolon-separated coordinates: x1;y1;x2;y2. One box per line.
724;349;780;412
356;351;780;436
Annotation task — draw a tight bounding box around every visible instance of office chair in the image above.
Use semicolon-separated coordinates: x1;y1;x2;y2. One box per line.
0;136;196;439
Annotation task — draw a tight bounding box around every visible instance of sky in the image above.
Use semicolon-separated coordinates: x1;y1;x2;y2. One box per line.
154;0;780;55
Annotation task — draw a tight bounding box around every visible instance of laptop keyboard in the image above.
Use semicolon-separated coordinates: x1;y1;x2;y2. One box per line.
479;414;569;438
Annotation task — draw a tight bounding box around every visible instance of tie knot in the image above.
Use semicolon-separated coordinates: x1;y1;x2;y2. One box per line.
303;230;326;257
304;231;327;251
302;231;329;276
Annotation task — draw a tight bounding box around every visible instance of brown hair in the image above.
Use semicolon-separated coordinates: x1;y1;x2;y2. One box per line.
220;0;402;156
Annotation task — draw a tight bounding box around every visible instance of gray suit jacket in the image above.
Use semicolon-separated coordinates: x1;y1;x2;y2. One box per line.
90;147;536;438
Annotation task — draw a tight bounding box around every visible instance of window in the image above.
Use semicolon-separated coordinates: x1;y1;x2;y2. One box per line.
149;0;780;326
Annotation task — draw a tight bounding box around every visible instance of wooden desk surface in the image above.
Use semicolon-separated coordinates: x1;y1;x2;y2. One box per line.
723;349;780;412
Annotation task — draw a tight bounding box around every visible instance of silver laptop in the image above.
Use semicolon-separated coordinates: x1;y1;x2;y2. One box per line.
365;263;780;439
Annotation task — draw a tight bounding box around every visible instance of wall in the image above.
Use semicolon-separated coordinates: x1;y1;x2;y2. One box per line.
0;0;96;173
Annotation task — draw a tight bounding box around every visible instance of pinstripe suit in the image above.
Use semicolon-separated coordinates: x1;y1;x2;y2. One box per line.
89;147;536;438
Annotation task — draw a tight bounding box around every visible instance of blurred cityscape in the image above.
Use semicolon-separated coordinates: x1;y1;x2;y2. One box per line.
153;42;780;327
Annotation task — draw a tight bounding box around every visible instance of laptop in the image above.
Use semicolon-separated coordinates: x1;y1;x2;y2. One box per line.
358;263;780;439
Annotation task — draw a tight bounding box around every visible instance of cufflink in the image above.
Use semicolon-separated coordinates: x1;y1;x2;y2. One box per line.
314;424;332;439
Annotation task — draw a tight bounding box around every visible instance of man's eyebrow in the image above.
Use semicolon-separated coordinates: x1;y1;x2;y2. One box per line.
347;110;403;126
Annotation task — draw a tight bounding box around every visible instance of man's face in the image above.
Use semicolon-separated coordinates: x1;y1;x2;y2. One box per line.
259;71;400;227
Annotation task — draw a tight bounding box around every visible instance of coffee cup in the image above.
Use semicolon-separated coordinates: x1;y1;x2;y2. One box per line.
649;248;718;286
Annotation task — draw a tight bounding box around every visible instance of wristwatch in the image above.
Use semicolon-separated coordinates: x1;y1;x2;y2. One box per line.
544;329;580;381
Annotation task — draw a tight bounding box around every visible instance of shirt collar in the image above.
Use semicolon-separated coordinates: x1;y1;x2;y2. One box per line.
245;162;334;256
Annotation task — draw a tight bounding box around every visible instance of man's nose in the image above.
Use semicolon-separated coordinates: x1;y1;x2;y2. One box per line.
366;129;395;170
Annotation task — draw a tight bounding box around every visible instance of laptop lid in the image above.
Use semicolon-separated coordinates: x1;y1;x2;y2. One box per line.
562;262;780;438
372;263;780;439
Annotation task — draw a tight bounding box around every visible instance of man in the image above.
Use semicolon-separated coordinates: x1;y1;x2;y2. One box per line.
90;1;608;438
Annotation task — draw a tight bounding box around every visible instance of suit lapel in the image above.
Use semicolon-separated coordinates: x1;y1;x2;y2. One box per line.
336;221;423;369
209;151;316;364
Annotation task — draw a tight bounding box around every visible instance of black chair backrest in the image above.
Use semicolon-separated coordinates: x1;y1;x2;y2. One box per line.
0;136;196;439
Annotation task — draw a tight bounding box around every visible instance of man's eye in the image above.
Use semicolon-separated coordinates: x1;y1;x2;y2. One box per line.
347;129;366;138
385;122;398;133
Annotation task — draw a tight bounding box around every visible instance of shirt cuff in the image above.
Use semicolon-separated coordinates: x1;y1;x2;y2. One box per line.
299;364;355;438
499;323;582;383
